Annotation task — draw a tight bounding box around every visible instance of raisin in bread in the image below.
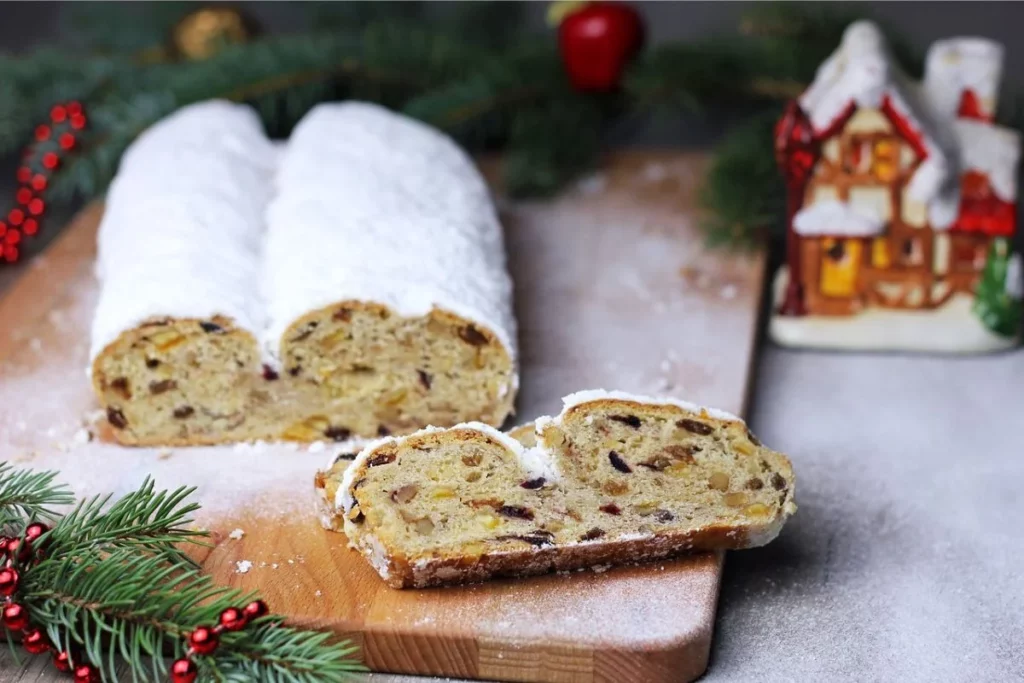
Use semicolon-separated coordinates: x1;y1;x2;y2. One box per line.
338;392;796;588
314;422;537;532
89;101;517;445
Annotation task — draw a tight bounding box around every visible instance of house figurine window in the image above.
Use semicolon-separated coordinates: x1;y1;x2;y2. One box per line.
871;139;899;182
901;237;924;266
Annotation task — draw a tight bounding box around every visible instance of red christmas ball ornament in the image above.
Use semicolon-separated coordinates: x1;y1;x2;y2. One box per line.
53;650;72;672
22;627;49;654
187;626;219;655
0;537;8;553
2;603;29;631
73;663;100;683
0;567;19;596
171;657;198;683
242;599;268;621
558;2;644;91
218;607;247;631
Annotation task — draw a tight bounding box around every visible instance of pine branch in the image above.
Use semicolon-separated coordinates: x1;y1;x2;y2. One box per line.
24;547;362;682
45;477;204;562
0;463;74;527
698;110;786;249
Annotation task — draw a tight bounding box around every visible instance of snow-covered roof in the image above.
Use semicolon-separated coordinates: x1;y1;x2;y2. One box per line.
797;20;1020;232
923;38;1003;121
793;200;886;238
799;21;959;219
954;119;1021;201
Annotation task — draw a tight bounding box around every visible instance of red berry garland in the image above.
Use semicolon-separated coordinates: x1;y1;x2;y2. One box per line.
171;600;272;680
170;657;198;683
1;101;87;264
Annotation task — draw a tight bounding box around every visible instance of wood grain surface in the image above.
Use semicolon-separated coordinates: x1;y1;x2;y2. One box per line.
0;151;766;683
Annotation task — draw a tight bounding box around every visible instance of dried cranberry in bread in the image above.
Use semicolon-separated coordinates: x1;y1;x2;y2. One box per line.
337;392;796;588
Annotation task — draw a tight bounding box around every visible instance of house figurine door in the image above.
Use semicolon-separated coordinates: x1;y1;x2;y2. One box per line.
820;238;861;298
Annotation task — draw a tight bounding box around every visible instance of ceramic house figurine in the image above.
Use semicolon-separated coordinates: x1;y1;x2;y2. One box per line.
771;21;1022;352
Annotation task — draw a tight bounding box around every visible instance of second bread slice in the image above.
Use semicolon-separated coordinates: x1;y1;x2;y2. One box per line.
335;391;796;588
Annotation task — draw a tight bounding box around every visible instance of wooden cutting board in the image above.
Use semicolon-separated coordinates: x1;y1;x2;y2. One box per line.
0;151;765;683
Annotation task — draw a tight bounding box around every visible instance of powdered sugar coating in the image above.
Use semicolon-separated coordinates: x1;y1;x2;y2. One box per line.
536;389;740;433
89;101;277;363
262;102;517;368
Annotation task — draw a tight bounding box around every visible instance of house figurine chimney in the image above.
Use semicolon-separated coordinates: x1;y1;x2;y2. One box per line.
923;37;1003;122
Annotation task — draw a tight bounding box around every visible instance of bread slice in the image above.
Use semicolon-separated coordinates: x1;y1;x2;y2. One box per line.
337;391;796;588
314;422;536;532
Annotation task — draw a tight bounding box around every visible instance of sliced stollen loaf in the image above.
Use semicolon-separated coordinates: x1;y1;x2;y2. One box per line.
89;101;277;445
263;102;517;441
89;101;518;445
335;391;796;588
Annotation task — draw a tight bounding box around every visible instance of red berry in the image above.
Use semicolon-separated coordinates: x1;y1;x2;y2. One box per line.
7;209;24;226
70;114;86;130
218;607;247;631
187;626;219;655
15;188;32;205
34;125;51;142
53;650;72;672
50;105;67;123
2;603;29;630
171;657;198;683
3;245;18;262
22;627;49;654
16;166;31;183
242;600;269;621
0;567;19;596
42;153;59;170
22;219;38;236
73;663;99;683
67;101;82;116
24;523;48;542
0;223;5;238
27;198;44;216
6;230;20;245
59;133;76;151
31;174;47;191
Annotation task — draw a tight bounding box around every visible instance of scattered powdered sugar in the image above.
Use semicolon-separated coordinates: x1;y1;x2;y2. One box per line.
235;560;253;574
228;528;245;540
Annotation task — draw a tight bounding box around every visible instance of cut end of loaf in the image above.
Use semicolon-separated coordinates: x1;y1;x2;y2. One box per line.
91;301;518;446
337;394;796;589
